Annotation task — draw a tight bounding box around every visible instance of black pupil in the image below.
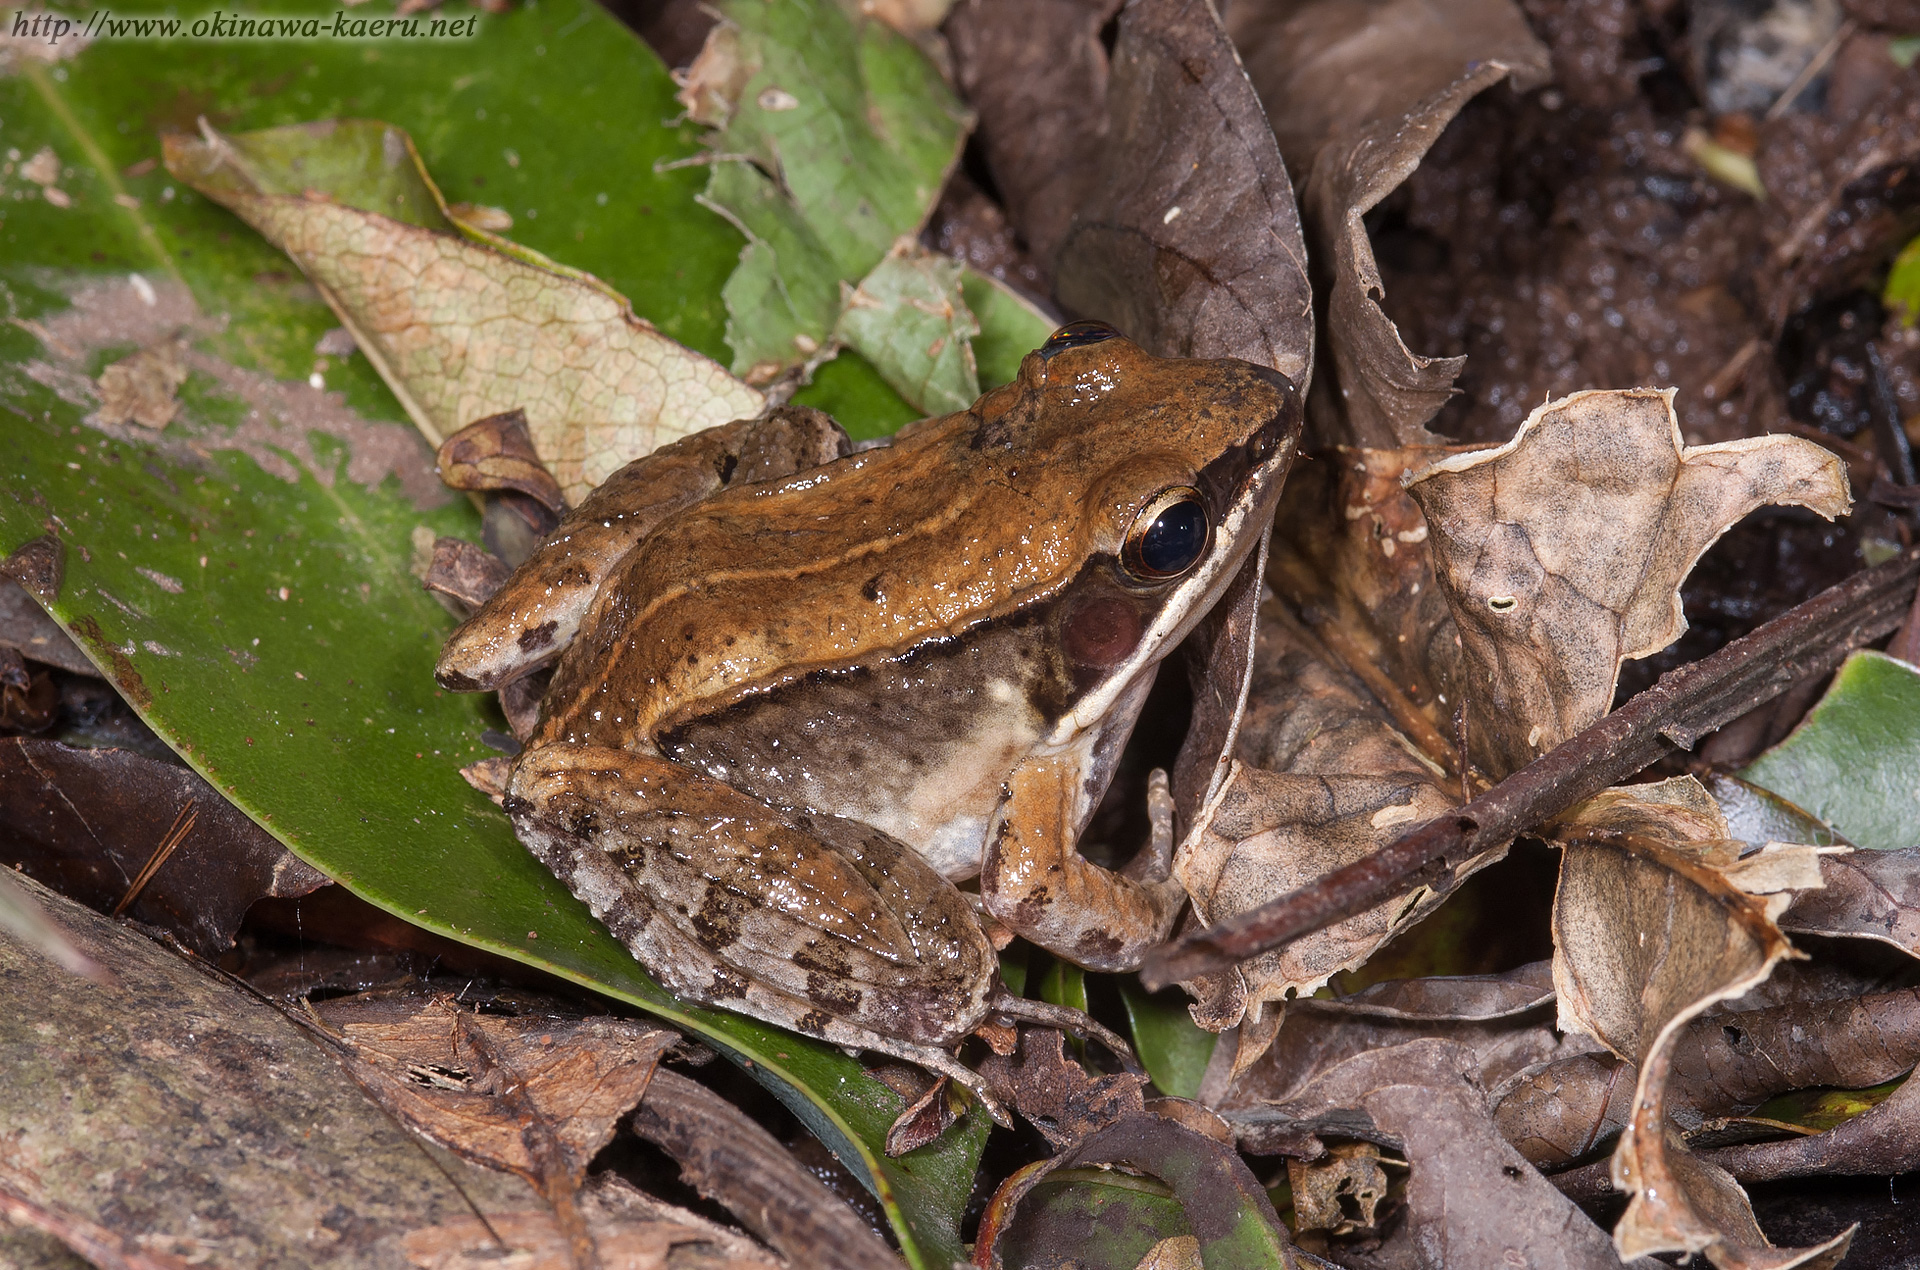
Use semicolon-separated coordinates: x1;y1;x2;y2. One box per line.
1138;499;1207;576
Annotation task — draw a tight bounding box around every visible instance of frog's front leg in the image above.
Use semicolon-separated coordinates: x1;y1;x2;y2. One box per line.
505;742;1010;1121
980;756;1185;972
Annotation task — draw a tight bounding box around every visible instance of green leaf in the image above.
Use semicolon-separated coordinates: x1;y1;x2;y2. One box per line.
1886;235;1920;326
693;0;970;397
836;242;980;416
1741;651;1920;851
1118;982;1217;1100
0;6;985;1264
963;267;1057;391
1752;1075;1910;1135
1039;956;1089;1015
992;1169;1193;1270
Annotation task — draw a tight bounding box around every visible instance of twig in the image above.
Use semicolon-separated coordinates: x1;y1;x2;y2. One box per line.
1763;19;1854;122
1141;548;1920;989
111;801;195;917
0;1166;197;1270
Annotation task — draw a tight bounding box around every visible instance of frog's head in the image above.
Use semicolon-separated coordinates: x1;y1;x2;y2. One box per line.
995;322;1302;732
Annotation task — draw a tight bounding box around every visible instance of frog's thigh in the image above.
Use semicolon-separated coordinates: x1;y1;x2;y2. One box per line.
507;744;995;1049
980;754;1185;972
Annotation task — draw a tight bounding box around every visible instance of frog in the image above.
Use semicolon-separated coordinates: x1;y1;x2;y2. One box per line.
436;324;1302;1112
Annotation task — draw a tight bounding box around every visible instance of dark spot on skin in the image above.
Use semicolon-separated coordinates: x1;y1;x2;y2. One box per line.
682;623;697;640
502;795;533;816
1062;596;1142;669
554;564;591;587
68;615;150;708
805;972;861;1015
795;1010;832;1036
1014;886;1051;930
436;668;482;691
1076;928;1124;961
862;574;884;602
718;452;738;485
793;940;850;978
517;620;558;652
709;967;749;999
691;887;742;950
968;416;1013;451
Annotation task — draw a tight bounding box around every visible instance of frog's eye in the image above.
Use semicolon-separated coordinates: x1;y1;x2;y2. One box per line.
1122;487;1210;581
1039;320;1120;359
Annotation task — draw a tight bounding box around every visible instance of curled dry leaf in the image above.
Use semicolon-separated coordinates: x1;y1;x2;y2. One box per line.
1227;0;1548;447
1255;1039;1637;1268
162;119;764;502
1405;389;1852;777
630;1066;904;1270
1052;0;1313;389
0;735;329;956
1700;1067;1920;1185
435;409;570;516
1495;986;1920;1171
1551;777;1853;1267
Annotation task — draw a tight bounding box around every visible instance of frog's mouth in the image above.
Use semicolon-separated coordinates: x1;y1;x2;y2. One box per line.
1053;373;1302;742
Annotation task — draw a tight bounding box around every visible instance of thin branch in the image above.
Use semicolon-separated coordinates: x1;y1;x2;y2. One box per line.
1141;548;1920;990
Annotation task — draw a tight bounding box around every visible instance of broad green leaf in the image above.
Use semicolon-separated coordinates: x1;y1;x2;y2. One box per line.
963;267;1057;390
1118;982;1217;1101
692;0;969;389
166;119;765;503
992;1170;1193;1270
1742;651;1920;851
836;240;980;416
0;5;985;1264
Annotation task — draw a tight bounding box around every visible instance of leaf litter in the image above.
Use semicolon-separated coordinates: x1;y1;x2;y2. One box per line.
11;0;1920;1265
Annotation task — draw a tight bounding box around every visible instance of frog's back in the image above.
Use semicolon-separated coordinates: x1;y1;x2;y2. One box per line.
536;341;1291;749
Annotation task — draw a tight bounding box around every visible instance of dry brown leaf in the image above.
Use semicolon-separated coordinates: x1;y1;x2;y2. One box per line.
945;0;1124;282
1700;1068;1920;1185
1550;778;1854;1267
314;994;679;1269
977;1027;1148;1151
1287;1142;1388;1235
1051;0;1313;388
1405;389;1851;776
402;1172;777;1270
163;122;764;502
94;339;188;430
436;409;570;514
1171;596;1462;1047
1227;0;1549;447
1257;1039;1638;1268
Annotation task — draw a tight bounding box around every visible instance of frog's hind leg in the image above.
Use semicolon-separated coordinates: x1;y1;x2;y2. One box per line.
504;742;1010;1124
437;407;848;692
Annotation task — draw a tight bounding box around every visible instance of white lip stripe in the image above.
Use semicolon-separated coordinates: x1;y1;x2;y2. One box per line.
1051;436;1294;744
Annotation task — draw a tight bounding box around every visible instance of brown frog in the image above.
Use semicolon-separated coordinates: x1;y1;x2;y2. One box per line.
437;325;1301;1109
